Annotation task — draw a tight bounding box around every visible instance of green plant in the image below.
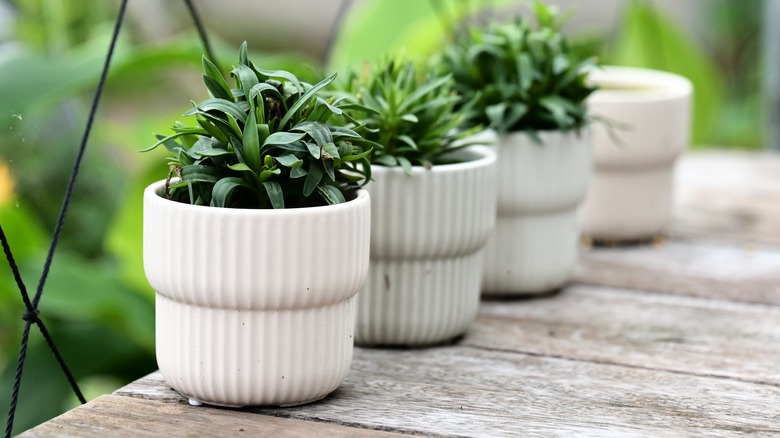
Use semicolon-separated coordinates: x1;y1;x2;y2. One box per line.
337;58;478;173
145;42;372;209
439;2;596;135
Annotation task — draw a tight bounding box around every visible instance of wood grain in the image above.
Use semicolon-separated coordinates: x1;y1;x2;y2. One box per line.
116;346;780;438
26;151;780;437
472;285;780;385
575;239;780;304
673;151;780;245
18;395;408;438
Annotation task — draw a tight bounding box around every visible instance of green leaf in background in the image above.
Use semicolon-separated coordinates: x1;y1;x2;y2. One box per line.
606;2;725;148
330;0;516;69
104;164;161;300
0;321;155;436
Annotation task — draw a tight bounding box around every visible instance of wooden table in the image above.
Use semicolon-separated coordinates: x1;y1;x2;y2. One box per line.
21;151;780;437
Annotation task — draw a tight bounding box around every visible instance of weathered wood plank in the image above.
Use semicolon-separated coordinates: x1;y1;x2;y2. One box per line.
116;348;780;437
471;285;780;385
575;239;780;304
673;151;780;245
18;394;408;438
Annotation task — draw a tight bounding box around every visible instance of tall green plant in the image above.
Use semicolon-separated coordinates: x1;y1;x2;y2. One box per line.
439;3;596;135
145;43;372;209
337;58;478;173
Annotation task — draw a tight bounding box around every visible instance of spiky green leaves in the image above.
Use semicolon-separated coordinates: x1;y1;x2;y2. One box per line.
145;43;371;209
337;58;479;172
439;2;596;135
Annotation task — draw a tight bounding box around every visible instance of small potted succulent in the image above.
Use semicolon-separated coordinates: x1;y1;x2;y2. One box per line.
338;58;497;346
142;43;372;407
440;3;596;295
580;66;692;242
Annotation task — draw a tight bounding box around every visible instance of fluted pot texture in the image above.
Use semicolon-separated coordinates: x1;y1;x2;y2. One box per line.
356;146;497;346
581;66;692;240
144;180;370;407
482;129;592;295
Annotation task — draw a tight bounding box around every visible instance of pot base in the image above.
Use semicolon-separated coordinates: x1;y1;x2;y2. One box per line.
482;209;578;295
581;163;674;241
355;252;482;346
156;294;355;407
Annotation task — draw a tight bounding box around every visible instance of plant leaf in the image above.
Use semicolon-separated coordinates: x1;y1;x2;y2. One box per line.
202;55;231;98
184;98;246;124
181;165;220;183
292;120;333;149
290;166;308;178
243;112;261;172
278;72;338;130
396;156;413;174
211;177;254;207
262;181;285;209
274;154;303;168
303;162;324;196
228;162;253;172
231;64;260;99
262;132;307;147
254;68;304;95
317;185;345;205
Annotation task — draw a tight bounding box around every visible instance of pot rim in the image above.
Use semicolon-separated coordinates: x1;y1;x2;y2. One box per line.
144;180;369;217
370;145;496;175
587;65;692;103
499;125;591;144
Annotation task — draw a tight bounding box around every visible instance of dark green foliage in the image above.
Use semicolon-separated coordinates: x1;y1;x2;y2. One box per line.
337;58;479;173
145;43;372;209
440;2;596;135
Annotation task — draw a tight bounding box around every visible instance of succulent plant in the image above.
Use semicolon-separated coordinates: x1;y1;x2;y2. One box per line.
439;2;597;136
336;57;479;173
144;42;372;209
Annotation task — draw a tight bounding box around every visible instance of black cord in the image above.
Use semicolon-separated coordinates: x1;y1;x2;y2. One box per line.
1;224;85;438
183;0;219;67
3;0;128;435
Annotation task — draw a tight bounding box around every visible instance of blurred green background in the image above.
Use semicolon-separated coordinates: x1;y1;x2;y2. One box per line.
0;0;766;433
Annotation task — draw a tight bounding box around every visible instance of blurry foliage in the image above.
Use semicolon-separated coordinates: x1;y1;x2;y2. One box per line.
705;0;762;149
333;0;762;149
604;1;725;149
330;0;517;70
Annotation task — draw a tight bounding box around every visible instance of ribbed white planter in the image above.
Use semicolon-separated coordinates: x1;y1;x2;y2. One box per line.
356;147;497;346
143;181;370;407
482;129;592;295
581;66;692;240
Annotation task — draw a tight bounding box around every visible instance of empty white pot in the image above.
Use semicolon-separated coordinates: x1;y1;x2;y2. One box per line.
482;129;592;295
144;180;370;407
356;147;497;346
581;66;692;240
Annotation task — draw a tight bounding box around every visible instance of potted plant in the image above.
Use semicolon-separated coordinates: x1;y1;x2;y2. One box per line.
440;3;596;295
337;58;497;346
580;66;692;242
142;43;372;407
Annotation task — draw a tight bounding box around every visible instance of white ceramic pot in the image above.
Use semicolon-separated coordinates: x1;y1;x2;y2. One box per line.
144;181;370;407
482;129;592;295
581;66;692;240
356;146;497;346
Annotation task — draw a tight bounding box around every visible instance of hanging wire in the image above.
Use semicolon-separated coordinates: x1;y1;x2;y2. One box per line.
183;0;219;67
321;0;354;68
3;0;128;436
